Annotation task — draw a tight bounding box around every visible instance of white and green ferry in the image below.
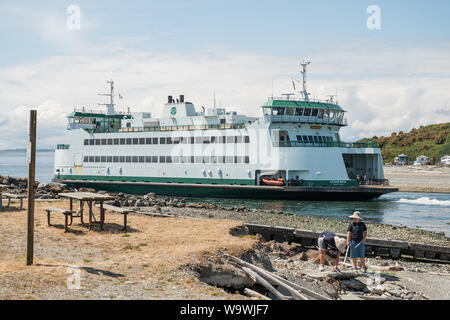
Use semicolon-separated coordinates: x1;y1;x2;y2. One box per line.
54;63;397;200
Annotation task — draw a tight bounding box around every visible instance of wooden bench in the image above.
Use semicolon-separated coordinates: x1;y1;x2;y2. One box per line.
0;192;26;211
95;203;133;231
45;207;76;232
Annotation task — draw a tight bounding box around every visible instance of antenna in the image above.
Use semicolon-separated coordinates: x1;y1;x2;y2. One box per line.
213;89;216;111
98;80;115;115
300;61;311;101
281;93;295;100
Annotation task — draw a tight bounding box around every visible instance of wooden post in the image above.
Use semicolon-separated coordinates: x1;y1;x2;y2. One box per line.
26;110;37;266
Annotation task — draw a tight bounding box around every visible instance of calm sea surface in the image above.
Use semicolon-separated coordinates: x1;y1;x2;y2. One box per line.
1;150;449;236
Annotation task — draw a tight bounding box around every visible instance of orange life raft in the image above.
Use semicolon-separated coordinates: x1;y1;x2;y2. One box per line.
261;178;285;186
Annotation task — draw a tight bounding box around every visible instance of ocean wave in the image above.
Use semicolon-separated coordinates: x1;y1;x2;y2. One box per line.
396;197;450;207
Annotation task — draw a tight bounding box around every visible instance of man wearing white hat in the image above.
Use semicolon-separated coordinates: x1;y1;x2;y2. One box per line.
347;211;368;272
317;231;347;272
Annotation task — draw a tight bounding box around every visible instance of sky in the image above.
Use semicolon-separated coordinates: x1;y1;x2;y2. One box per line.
0;0;449;149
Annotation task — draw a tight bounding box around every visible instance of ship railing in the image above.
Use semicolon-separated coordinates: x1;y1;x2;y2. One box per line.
267;97;337;104
275;141;378;148
73;108;129;116
86;122;249;134
266;115;347;126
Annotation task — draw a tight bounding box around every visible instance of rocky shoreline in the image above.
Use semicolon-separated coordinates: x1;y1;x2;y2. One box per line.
1;175;449;247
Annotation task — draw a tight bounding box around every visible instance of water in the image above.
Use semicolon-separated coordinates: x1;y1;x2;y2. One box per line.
1;150;449;236
0;150;55;183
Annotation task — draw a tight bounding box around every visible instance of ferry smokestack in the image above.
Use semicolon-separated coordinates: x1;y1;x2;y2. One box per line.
180;95;184;103
168;96;173;103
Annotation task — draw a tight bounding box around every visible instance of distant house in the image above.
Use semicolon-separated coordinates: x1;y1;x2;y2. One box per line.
413;155;429;166
394;154;409;165
441;155;450;166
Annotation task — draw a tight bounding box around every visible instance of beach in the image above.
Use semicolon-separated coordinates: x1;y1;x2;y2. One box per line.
384;165;450;194
0;199;448;300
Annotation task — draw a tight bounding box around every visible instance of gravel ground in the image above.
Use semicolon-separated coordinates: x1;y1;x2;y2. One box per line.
138;205;450;247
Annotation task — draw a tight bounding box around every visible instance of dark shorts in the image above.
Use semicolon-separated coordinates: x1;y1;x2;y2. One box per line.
350;240;365;258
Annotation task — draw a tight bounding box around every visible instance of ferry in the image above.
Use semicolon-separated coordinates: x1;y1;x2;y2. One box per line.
54;62;398;200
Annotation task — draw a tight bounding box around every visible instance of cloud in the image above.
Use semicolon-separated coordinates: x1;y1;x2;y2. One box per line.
0;42;449;150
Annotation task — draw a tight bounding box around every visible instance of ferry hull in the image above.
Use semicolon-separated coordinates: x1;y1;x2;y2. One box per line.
57;179;398;201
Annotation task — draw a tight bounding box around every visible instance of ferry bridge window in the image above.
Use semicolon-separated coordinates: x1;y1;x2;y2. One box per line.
83;156;88;162
139;156;145;163
95;139;101;145
272;107;285;116
107;139;113;145
195;137;202;144
113;156;119;163
166;137;173;144
244;156;250;164
318;109;324;118
95;156;100;163
160;156;166;163
203;156;209;163
160;137;166;144
210;136;216;143
153;137;158;144
166;156;172;163
244;136;250;143
236;136;243;143
173;137;180;144
88;156;94;162
211;156;217;164
126;138;132;145
226;136;234;144
295;108;304;116
119;156;125;162
152;156;158;163
145;138;152;144
304;109;311;116
125;156;132;163
318;136;323;142
203;137;210;144
101;139;107;145
173;156;180;163
190;156;195;163
132;156;138;163
84;139;89;146
313;136;318;142
235;156;243;163
145;156;151;163
180;156;186;163
219;136;226;143
132;138;139;145
89;139;95;146
107;156;112;162
220;118;226;124
311;109;318;117
139;138;145;145
296;135;302;142
285;108;295;116
225;156;234;164
120;138;125;145
194;156;202;163
308;136;314;142
114;139;119;145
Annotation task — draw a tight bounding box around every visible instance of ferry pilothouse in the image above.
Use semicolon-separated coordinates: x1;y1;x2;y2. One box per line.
54;62;398;200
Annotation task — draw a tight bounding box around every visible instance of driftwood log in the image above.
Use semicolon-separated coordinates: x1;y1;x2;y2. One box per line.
225;254;330;300
241;267;291;300
244;288;272;300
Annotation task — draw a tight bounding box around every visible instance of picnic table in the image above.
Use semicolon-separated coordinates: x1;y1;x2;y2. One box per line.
57;192;115;231
0;192;26;211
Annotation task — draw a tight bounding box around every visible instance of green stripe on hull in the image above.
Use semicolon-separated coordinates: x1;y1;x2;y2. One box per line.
59;175;255;185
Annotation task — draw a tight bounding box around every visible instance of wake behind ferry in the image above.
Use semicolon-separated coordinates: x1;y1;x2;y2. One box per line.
54;62;398;200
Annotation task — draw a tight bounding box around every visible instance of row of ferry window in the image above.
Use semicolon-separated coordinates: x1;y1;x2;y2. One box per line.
84;136;250;146
296;135;334;143
83;155;251;164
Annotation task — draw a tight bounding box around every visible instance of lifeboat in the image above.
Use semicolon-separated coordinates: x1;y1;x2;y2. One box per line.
262;178;285;186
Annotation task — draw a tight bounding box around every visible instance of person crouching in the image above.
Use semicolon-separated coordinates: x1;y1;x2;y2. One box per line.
317;231;347;272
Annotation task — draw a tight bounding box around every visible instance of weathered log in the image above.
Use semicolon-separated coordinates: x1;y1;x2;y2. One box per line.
227;255;316;300
244;288;272;300
242;267;290;300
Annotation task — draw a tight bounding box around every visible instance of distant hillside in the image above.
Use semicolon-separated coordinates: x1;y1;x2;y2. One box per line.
358;123;450;163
